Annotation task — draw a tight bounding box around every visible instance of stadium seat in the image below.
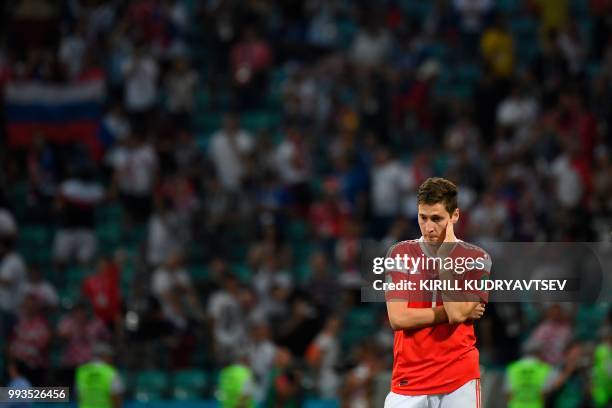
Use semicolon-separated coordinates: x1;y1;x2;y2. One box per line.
19;225;49;248
172;369;207;400
189;264;209;280
574;303;609;341
96;222;122;246
241;110;281;132
194;112;223;134
304;400;340;408
134;370;170;402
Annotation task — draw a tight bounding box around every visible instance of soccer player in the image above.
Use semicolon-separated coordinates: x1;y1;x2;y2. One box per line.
384;177;491;407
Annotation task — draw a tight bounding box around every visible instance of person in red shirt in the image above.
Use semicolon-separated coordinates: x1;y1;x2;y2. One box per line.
82;255;123;332
384;177;491;407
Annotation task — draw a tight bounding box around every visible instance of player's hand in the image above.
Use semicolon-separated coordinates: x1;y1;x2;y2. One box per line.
437;220;457;260
468;303;485;320
444;219;456;243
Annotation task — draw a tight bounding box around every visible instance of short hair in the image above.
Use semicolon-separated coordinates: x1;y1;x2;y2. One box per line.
417;177;458;215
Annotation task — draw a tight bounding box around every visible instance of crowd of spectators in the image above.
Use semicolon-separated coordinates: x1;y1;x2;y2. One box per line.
0;0;611;406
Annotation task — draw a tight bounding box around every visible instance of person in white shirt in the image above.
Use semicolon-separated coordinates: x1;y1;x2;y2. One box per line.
207;273;246;364
151;251;203;324
370;147;409;238
208;114;254;192
164;56;198;125
0;242;27;316
121;45;159;130
108;133;158;223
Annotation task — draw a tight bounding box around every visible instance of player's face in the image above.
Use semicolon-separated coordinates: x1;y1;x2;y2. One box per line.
418;203;453;243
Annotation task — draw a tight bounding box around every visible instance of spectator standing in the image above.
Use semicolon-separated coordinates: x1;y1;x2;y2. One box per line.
208;114;254;192
52;166;105;269
8;294;51;386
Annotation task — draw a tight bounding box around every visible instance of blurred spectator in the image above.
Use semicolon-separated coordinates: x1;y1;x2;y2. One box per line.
263;347;302;408
351;20;392;69
276;293;324;357
52;166;104;268
164;56;198;126
453;0;493;57
592;323;612;407
208;114;254;192
546;341;592;406
0;238;27;318
207;273;246;365
557;22;587;75
8;294;51;386
341;341;384;408
523;304;573;365
108;133;158;224
531;0;569;38
252;249;292;305
467;191;510;243
151;250;204;324
370;147;406;239
230;26;272;109
81;256;122;330
59;19;87;80
305;316;341;399
120;44;159;130
5;358;32;400
304;251;340;310
247;321;277;403
19;265;58;312
99;103;131;149
480;16;515;79
0;208;18;241
57;300;111;385
275;125;312;216
147;198;187;268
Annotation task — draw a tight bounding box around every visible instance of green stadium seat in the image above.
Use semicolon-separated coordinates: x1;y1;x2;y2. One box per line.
134;370;169;402
19;225;49;248
241;110;281;132
96;222;121;245
172;369;207;400
195;112;223;134
96;204;123;222
190;265;209;280
574;303;609;341
66;266;89;285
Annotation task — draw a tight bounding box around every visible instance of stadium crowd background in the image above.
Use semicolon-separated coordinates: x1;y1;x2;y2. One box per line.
0;0;611;406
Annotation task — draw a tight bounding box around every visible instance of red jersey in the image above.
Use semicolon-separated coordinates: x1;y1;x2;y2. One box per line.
385;237;492;395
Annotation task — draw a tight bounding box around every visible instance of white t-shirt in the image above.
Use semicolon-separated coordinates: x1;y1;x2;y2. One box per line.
108;144;158;195
0;208;17;238
151;267;192;299
371;161;407;216
121;55;159;111
551;155;583;208
0;252;27;312
208;130;254;191
275;139;310;184
351;30;392;67
59;34;86;79
206;291;245;348
20;281;59;308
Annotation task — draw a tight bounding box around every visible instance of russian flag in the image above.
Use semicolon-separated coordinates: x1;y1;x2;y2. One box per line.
4;78;106;160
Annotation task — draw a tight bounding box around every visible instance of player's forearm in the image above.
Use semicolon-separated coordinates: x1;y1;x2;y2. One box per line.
443;301;479;324
387;304;448;330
